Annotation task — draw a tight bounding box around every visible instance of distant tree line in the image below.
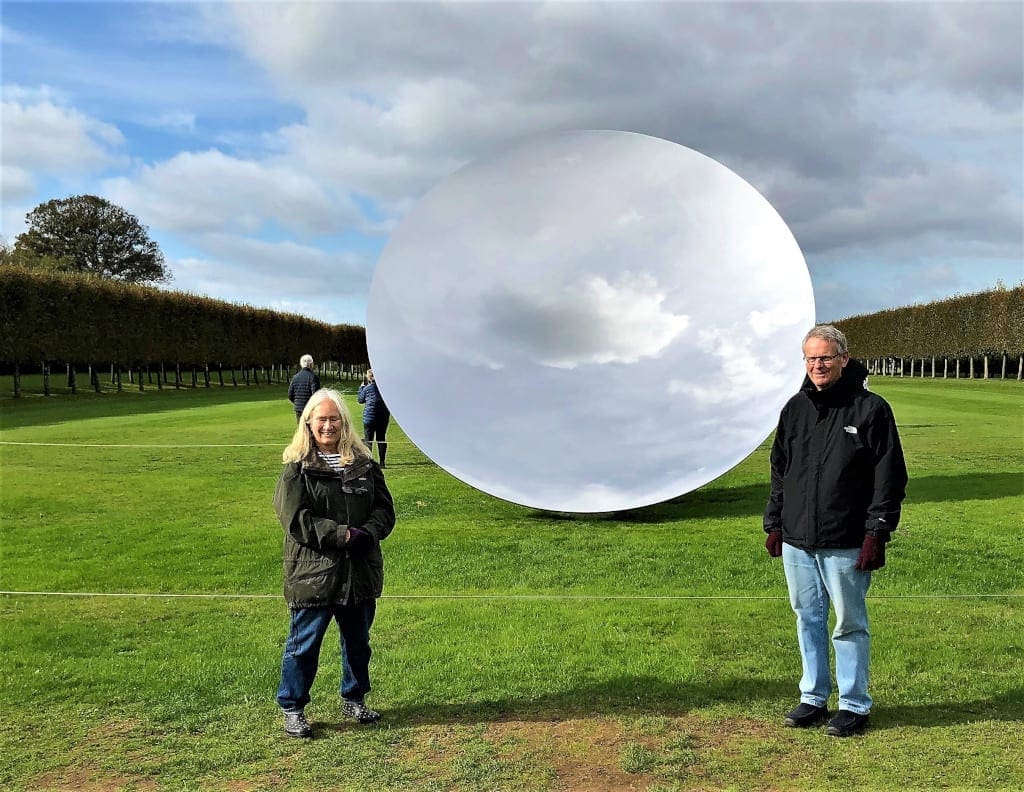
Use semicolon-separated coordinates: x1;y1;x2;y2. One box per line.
832;285;1024;380
0;266;367;396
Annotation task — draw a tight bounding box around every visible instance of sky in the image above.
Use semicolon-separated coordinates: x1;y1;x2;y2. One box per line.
2;1;1022;328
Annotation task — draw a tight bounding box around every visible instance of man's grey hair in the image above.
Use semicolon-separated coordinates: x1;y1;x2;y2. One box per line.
803;325;849;355
300;354;314;369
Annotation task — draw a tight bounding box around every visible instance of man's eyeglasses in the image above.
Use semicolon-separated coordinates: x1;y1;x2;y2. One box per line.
803;354;842;365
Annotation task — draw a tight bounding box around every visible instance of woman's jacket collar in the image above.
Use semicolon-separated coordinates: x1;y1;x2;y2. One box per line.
298;449;374;479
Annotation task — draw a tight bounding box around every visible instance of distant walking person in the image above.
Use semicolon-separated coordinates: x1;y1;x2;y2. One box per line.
357;369;391;468
764;325;907;737
273;389;395;738
288;355;322;422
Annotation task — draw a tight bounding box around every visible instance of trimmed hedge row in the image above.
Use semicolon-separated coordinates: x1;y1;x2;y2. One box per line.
0;266;366;368
831;285;1023;358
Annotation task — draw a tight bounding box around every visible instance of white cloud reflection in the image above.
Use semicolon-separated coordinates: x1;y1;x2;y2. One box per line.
367;131;815;512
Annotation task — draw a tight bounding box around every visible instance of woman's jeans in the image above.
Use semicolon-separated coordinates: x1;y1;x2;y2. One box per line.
782;543;872;714
276;600;376;713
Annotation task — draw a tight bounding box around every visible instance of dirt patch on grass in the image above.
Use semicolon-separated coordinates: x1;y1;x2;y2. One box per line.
31;765;158;792
487;716;655;791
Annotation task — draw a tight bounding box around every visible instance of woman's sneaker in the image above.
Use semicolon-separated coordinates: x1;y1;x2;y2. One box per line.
283;710;313;738
342;699;381;724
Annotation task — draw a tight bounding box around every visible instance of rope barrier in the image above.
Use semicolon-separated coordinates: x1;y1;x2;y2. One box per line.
0;439;420;448
1;590;1020;601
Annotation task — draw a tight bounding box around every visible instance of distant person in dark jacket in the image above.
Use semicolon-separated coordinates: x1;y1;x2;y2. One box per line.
287;355;322;422
273;388;395;738
764;325;907;738
357;369;391;468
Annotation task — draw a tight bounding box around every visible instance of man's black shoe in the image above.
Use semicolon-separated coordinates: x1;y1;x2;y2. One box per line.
784;703;830;728
826;709;869;737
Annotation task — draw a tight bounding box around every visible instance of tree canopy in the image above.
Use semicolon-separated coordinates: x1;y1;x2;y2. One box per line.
9;195;170;284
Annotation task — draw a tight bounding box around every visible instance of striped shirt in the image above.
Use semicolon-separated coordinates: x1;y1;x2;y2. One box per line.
317;450;345;474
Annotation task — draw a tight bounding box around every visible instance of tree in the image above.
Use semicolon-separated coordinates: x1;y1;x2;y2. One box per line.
11;195;171;284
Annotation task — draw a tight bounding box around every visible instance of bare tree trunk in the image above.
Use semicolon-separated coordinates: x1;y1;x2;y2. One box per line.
42;361;51;396
943;358;948;378
1001;352;1008;379
115;363;123;392
138;365;144;392
175;363;182;389
203;364;211;388
13;363;20;398
218;363;224;387
983;355;989;379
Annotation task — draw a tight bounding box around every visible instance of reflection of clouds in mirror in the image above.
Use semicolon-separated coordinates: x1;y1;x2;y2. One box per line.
477;273;689;369
368;130;815;512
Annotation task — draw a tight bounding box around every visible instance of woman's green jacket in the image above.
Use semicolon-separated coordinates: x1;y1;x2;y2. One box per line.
273;451;395;608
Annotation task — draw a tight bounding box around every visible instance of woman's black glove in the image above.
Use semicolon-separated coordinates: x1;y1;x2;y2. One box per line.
346;526;373;554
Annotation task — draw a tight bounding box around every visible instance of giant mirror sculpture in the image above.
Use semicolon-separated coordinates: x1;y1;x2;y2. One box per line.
367;130;815;512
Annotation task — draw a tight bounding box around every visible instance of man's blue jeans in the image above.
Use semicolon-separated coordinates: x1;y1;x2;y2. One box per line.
276;600;376;713
782;543;872;714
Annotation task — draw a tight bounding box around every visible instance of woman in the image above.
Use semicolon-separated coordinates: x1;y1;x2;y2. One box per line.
357;368;391;468
273;388;396;738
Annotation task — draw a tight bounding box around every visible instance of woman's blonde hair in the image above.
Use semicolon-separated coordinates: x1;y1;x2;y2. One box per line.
282;388;369;465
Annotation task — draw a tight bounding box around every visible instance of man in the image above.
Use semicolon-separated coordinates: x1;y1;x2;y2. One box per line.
764;325;907;737
287;354;322;422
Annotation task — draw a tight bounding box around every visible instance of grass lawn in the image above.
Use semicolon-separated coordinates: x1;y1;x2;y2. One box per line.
1;376;1021;791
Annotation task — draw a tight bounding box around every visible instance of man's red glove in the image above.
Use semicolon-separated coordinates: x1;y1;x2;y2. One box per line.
854;534;886;571
765;531;783;557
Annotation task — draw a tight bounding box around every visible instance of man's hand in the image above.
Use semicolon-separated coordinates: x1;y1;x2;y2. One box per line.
854;534;886;571
765;531;783;557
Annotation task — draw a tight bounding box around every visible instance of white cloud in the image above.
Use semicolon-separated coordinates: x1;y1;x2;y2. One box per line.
102;149;360;235
668;325;793;406
477;273;690;369
1;89;124;180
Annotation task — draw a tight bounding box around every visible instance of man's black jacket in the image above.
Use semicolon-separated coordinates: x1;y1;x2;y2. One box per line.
764;359;908;550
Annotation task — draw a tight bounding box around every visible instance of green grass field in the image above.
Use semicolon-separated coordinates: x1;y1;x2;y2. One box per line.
1;376;1021;791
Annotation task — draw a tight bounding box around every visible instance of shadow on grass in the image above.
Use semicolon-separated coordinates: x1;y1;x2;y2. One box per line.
528;472;1024;524
0;378;363;430
874;688;1024;730
315;678;1024;732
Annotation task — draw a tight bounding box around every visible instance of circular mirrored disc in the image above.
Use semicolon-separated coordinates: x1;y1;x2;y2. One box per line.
367;130;814;512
